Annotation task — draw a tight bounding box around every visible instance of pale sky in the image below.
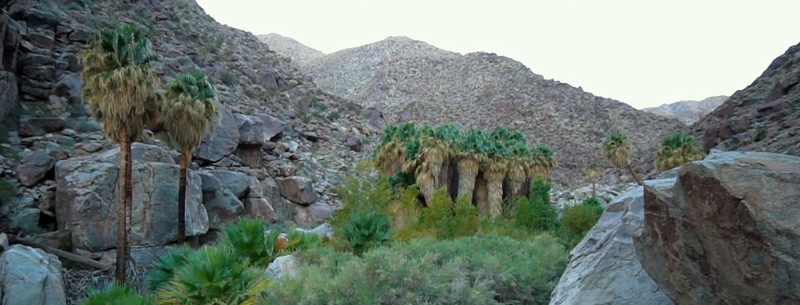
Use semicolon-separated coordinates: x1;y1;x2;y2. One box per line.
196;0;800;109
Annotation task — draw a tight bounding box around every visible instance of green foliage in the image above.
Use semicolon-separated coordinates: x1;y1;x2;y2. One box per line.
514;195;559;233
0;179;17;202
755;127;769;141
398;189;479;241
332;163;393;232
220;72;236;86
220;217;271;266
148;245;193;293
264;233;568;305
81;284;152;305
154;245;266;305
557;197;604;249
342;212;393;255
385;170;415;191
326;111;341;121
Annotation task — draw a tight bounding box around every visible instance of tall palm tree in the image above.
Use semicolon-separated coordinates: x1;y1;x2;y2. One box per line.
586;163;601;198
81;25;161;283
655;132;706;171
455;128;487;200
528;145;557;181
603;133;642;185
164;72;219;244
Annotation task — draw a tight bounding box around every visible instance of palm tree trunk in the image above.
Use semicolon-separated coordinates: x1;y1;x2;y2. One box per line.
124;136;132;273
456;158;479;201
485;166;507;221
178;147;189;244
592;182;597;198
115;128;131;284
627;165;643;185
475;174;489;218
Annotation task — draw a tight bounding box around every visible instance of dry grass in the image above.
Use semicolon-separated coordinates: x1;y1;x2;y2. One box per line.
64;265;152;305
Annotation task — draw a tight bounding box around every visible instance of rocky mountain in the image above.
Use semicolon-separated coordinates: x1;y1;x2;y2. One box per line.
279;36;687;186
257;33;324;64
643;95;728;125
0;0;376;293
693;42;800;156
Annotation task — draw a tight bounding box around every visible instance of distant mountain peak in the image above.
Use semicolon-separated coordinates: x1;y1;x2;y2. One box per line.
643;95;729;125
257;33;324;63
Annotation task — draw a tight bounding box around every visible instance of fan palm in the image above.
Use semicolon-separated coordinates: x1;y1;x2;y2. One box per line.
528;145;557;180
81;25;161;284
586;163;601;198
164;72;219;244
455;128;487;200
603;133;642;185
655;132;706;171
506;142;529;199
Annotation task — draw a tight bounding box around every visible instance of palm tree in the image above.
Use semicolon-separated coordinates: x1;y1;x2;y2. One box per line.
81;25;161;283
586;163;601;198
655;132;706;171
529;145;557;181
603;133;642;185
455;128;487;200
164;72;219;244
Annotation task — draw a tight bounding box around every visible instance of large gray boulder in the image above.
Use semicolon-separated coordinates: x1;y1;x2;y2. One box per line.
634;151;800;305
16;150;55;186
276;176;318;205
0;245;66;305
55;144;209;251
194;102;239;163
203;188;245;230
207;170;250;198
550;182;674;305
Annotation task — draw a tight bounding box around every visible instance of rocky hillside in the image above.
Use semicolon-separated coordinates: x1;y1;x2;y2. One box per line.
0;0;376;275
257;33;324;64
643;95;728;125
282;36;686;186
693;42;800;156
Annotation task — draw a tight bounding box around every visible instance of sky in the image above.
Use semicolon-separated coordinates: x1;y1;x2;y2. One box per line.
196;0;800;109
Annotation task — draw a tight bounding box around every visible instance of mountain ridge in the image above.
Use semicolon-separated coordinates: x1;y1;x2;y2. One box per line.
643;95;728;124
262;34;687;187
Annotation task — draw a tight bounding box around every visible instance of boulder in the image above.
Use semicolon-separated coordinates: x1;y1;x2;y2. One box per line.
55;144;209;251
549;182;674;305
244;198;276;223
194;102;239;163
49;73;81;104
16;150;55;186
266;254;301;280
257;114;285;140
234;114;267;145
634;151;800;305
275;176;318;205
19;118;67;137
292;202;332;227
207;170;249;198
262;178;292;221
0;245;66;305
343;134;362;152
203;188;244;230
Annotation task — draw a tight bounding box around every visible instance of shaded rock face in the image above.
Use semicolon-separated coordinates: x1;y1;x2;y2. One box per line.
19;117;67;137
194;101;239;163
55;144;209;251
634;151;800;305
0;245;66;305
0;72;18;122
275;176;317;205
16;150;55;186
550;182;673;305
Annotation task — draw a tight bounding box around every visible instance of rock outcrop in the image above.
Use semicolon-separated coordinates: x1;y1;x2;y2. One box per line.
0;244;66;305
634;151;800;305
55;143;209;251
693;42;800;156
549;182;673;305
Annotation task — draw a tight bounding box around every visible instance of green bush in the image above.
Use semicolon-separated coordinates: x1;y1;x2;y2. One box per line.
154;245;266;305
395;189;479;241
0;179;17;202
331;162;393;238
81;284;152;305
342;212;393;255
148;245;193;293
263;233;568;305
218;217;320;266
557;197;604;249
220;72;236;86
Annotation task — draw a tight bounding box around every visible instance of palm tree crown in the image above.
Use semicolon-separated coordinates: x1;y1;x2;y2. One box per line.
655;132;706;171
164;72;219;150
602;133;632;168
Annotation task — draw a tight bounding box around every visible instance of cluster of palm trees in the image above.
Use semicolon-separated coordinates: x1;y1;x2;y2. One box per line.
81;25;219;283
600;132;706;186
375;124;557;221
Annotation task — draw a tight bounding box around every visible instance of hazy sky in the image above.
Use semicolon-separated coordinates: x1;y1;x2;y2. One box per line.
196;0;800;109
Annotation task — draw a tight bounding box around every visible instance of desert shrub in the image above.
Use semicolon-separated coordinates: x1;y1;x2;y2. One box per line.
81;284;153;305
326;111;341;121
342;211;393;255
263;233;568;305
331;162;393;238
514;195;559;233
154;245;267;305
218;217;319;266
557;197;604;249
148;245;193;293
0;179;17;202
220;72;236;86
395;189;479;241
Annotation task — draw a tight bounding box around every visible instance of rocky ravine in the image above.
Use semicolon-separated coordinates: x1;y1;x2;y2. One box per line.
262;35;687;187
693;42;800;156
643;95;728;125
0;0;377;280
